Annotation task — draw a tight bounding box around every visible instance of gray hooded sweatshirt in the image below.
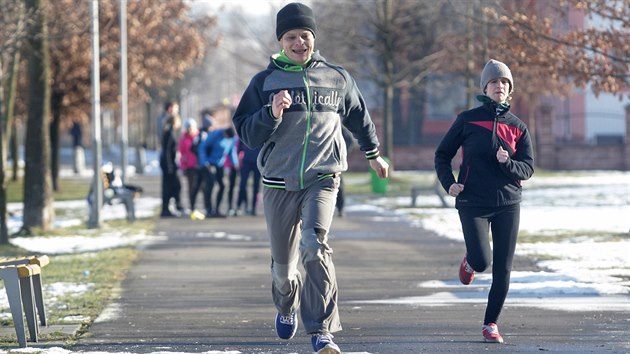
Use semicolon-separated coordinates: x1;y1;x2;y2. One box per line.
232;51;380;191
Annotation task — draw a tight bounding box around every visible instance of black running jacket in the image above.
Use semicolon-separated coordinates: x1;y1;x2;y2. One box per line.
434;102;534;208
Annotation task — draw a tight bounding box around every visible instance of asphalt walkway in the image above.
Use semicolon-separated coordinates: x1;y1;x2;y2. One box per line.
60;175;630;353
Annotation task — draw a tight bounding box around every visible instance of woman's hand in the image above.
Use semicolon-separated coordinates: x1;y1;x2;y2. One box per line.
449;183;465;197
497;146;509;163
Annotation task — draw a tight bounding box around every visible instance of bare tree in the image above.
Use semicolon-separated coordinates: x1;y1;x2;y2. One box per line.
22;0;54;234
483;0;629;98
0;0;31;242
181;1;278;111
313;0;628;161
42;0;216;189
436;0;629;156
316;0;448;163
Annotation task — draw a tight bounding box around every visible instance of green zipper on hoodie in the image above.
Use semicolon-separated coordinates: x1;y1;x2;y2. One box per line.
299;71;312;189
271;50;314;189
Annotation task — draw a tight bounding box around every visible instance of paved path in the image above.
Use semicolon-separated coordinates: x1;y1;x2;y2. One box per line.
66;175;630;354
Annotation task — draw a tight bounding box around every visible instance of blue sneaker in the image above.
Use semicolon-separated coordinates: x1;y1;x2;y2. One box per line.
311;333;341;354
275;312;298;340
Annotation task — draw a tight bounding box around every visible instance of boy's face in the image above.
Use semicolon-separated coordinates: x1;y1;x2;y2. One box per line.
485;77;511;104
280;29;314;65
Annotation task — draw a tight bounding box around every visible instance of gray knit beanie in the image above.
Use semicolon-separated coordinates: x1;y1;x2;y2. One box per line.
276;2;317;40
480;59;513;93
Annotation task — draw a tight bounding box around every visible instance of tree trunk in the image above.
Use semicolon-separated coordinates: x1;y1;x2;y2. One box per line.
0;58;7;244
524;93;539;167
384;82;394;163
409;84;426;145
49;119;60;191
7;50;21;182
382;0;395;165
50;92;62;192
0;121;7;244
1;38;21;243
466;1;476;109
10;126;18;181
23;0;54;232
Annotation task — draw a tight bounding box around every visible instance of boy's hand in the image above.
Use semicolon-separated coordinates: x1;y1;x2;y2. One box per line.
271;90;292;119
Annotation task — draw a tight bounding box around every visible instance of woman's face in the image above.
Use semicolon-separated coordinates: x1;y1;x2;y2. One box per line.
280;29;314;65
485;78;511;103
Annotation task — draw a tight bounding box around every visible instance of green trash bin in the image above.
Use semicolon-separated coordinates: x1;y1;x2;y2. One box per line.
370;157;389;194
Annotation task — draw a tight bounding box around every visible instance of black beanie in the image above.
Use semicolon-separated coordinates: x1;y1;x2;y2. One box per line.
276;2;317;40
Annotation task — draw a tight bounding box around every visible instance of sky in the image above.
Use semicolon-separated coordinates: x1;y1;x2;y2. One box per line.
2;170;629;353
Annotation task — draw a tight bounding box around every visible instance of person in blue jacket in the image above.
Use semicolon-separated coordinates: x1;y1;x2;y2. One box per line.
198;127;238;218
435;59;534;344
232;3;389;353
235;140;261;216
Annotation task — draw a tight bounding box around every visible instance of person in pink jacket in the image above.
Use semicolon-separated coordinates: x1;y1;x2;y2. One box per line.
178;118;200;212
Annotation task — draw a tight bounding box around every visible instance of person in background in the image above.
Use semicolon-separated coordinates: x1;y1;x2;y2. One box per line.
198;126;238;218
232;3;389;353
225;134;240;216
434;59;534;344
157;101;179;148
236;140;261;216
200;108;215;135
70;120;82;148
189;109;216;217
70;119;85;174
178;118;200;214
159;114;183;218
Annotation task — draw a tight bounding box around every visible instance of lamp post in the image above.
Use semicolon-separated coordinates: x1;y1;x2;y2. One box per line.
120;0;129;183
88;0;102;228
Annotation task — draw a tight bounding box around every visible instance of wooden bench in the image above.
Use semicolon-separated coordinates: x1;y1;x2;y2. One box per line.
0;263;42;347
87;166;143;222
0;256;49;327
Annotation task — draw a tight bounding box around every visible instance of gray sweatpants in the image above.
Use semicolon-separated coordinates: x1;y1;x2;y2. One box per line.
263;176;342;335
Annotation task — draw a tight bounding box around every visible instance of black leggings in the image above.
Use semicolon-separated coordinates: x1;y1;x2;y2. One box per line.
458;204;520;325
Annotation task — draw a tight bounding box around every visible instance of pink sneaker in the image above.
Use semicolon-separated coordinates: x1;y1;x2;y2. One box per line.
482;323;504;343
459;255;475;285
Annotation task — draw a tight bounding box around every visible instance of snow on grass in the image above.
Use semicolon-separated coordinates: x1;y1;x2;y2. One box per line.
353;171;630;311
1;170;628;353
